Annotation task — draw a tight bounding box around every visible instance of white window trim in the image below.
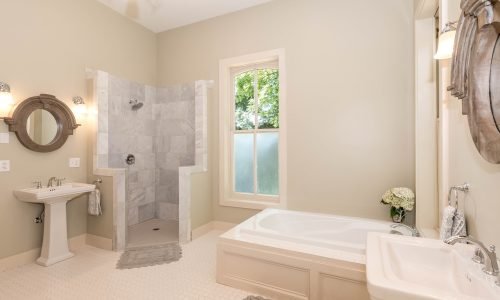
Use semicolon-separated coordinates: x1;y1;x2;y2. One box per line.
219;49;287;210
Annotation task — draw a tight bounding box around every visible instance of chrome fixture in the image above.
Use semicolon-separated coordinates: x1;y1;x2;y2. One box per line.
435;21;458;60
32;181;42;189
445;236;499;276
126;154;135;165
390;223;420;237
472;247;485;264
93;178;102;184
448;182;470;207
56;178;66;186
47;177;57;187
0;82;10;93
72;96;85;105
129;98;143;111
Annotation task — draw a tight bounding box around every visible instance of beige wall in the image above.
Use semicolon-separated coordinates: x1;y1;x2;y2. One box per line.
0;0;156;259
157;0;416;224
190;172;213;229
87;176;113;239
441;0;500;248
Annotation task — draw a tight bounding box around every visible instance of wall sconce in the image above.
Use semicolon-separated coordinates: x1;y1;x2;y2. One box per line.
72;96;88;121
0;82;14;119
434;21;458;60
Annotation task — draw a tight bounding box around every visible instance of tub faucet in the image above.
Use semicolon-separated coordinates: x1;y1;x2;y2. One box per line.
390;223;420;237
47;177;57;187
445;235;499;277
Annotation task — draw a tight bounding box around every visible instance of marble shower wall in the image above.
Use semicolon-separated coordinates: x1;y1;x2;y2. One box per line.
107;74;156;226
103;73;195;227
155;84;196;221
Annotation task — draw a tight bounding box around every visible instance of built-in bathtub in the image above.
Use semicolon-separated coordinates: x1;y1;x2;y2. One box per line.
217;209;407;300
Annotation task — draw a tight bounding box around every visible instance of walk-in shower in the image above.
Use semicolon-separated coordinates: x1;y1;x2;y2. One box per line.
90;70;210;250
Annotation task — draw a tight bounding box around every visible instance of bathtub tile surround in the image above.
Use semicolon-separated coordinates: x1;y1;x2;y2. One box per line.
91;70;211;243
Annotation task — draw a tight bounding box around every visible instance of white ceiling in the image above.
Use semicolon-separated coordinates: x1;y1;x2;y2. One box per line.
97;0;272;33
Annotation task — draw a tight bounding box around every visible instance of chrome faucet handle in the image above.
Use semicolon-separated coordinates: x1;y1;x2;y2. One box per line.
472;247;485;264
56;178;66;186
32;181;42;189
445;236;499;276
484;245;498;276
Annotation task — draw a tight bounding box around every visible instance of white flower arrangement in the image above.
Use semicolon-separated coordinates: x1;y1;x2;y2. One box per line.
381;187;415;211
381;187;415;222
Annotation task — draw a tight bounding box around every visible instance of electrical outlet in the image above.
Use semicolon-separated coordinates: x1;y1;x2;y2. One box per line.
69;158;80;168
0;160;10;172
0;133;9;144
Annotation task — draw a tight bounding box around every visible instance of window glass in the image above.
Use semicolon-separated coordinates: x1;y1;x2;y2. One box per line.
234;71;255;130
257;132;279;195
257;69;279;129
234;133;254;193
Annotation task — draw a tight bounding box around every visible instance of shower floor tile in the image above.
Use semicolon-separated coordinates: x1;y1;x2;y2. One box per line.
127;218;178;247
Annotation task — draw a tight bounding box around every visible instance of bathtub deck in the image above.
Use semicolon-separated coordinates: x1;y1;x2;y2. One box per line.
216;209;376;300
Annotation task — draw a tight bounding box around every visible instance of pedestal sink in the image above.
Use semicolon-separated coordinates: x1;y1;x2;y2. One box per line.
366;233;500;300
14;183;95;266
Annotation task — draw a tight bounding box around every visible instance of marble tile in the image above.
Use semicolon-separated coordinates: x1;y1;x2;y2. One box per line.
127;206;139;226
138;203;154;223
170;135;187;154
129;188;145;206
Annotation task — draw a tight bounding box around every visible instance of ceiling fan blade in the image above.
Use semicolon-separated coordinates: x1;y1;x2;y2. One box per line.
125;0;139;19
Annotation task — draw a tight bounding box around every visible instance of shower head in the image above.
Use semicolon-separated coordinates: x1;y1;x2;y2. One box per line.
129;99;144;111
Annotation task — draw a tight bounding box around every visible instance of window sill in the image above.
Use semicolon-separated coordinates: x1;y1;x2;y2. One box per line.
219;198;285;210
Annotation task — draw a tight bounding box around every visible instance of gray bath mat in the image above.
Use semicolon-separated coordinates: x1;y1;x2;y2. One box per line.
116;242;182;269
243;296;271;300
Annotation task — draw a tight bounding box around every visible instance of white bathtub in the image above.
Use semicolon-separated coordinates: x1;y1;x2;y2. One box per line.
217;209;407;300
239;209;395;261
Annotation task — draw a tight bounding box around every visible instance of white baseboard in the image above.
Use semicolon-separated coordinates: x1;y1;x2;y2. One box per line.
191;221;237;240
69;234;87;250
0;234;87;272
86;234;113;250
0;247;40;272
213;221;236;231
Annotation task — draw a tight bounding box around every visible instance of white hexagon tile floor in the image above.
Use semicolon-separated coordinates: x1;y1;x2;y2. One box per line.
0;231;255;300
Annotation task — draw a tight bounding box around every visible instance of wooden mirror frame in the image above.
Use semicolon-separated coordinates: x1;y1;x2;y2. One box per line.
449;1;500;163
3;94;80;152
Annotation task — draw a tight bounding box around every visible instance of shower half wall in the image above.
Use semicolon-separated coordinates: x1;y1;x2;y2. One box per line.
89;70;210;246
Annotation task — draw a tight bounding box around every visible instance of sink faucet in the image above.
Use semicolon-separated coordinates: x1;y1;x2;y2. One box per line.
390;223;420;237
47;177;57;187
445;236;499;276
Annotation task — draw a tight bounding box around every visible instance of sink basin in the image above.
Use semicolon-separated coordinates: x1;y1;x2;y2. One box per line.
14;183;95;266
366;233;500;300
14;183;95;204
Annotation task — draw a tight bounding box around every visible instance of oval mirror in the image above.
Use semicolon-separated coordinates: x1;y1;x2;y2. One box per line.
26;109;58;145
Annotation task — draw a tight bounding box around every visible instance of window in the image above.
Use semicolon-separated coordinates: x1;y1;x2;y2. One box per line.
219;49;286;209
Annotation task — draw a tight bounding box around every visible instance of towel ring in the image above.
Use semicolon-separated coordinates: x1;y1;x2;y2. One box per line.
93;178;102;185
448;183;470;207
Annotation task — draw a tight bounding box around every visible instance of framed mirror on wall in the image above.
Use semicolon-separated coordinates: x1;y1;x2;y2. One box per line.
3;94;79;152
449;1;500;163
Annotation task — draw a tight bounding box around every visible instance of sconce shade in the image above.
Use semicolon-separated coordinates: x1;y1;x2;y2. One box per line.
0;82;14;118
72;96;87;121
434;30;456;60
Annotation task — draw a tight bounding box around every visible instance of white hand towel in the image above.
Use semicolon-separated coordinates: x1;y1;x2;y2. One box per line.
88;189;102;216
451;209;467;237
440;205;457;240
